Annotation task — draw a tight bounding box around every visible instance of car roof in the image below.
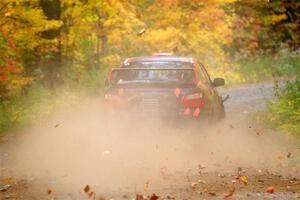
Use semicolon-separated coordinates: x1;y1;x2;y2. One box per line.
123;56;194;64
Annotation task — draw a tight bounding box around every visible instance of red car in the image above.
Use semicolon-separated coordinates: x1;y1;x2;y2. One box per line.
104;55;225;121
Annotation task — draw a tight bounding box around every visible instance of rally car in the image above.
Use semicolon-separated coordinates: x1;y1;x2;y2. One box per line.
104;54;225;121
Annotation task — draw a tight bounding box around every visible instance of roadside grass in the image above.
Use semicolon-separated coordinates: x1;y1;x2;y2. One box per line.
231;50;300;135
236;50;300;83
0;69;105;134
0;86;78;133
264;79;300;135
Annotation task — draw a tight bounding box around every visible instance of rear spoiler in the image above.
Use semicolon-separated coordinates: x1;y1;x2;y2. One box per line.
111;67;194;71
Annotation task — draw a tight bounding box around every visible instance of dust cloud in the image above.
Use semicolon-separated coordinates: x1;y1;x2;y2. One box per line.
7;97;299;196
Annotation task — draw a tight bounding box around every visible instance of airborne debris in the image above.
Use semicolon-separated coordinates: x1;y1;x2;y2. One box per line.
84;185;90;193
137;28;146;36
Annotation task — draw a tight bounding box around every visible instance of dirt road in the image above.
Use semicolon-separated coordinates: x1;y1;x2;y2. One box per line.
1;83;300;200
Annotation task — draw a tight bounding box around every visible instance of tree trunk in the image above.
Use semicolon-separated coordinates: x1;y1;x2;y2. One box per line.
39;0;62;88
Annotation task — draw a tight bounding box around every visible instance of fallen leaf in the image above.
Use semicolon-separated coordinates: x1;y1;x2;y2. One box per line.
224;189;235;199
54;124;60;128
84;185;90;193
208;192;216;196
257;179;264;184
0;184;10;192
150;193;159;200
266;186;274;193
277;155;284;160
240;175;248;184
88;191;95;198
287;152;292;158
136;194;144;200
47;189;52;195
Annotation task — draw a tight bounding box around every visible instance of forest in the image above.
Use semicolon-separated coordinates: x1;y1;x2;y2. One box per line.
0;0;299;134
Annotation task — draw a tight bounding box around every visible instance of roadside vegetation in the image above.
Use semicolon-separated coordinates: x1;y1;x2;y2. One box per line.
0;0;299;133
266;79;300;135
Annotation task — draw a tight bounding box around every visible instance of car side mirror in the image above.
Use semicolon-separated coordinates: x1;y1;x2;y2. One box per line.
213;78;225;87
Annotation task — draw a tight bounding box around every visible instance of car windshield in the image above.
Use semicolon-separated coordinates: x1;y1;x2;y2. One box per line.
110;69;195;85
